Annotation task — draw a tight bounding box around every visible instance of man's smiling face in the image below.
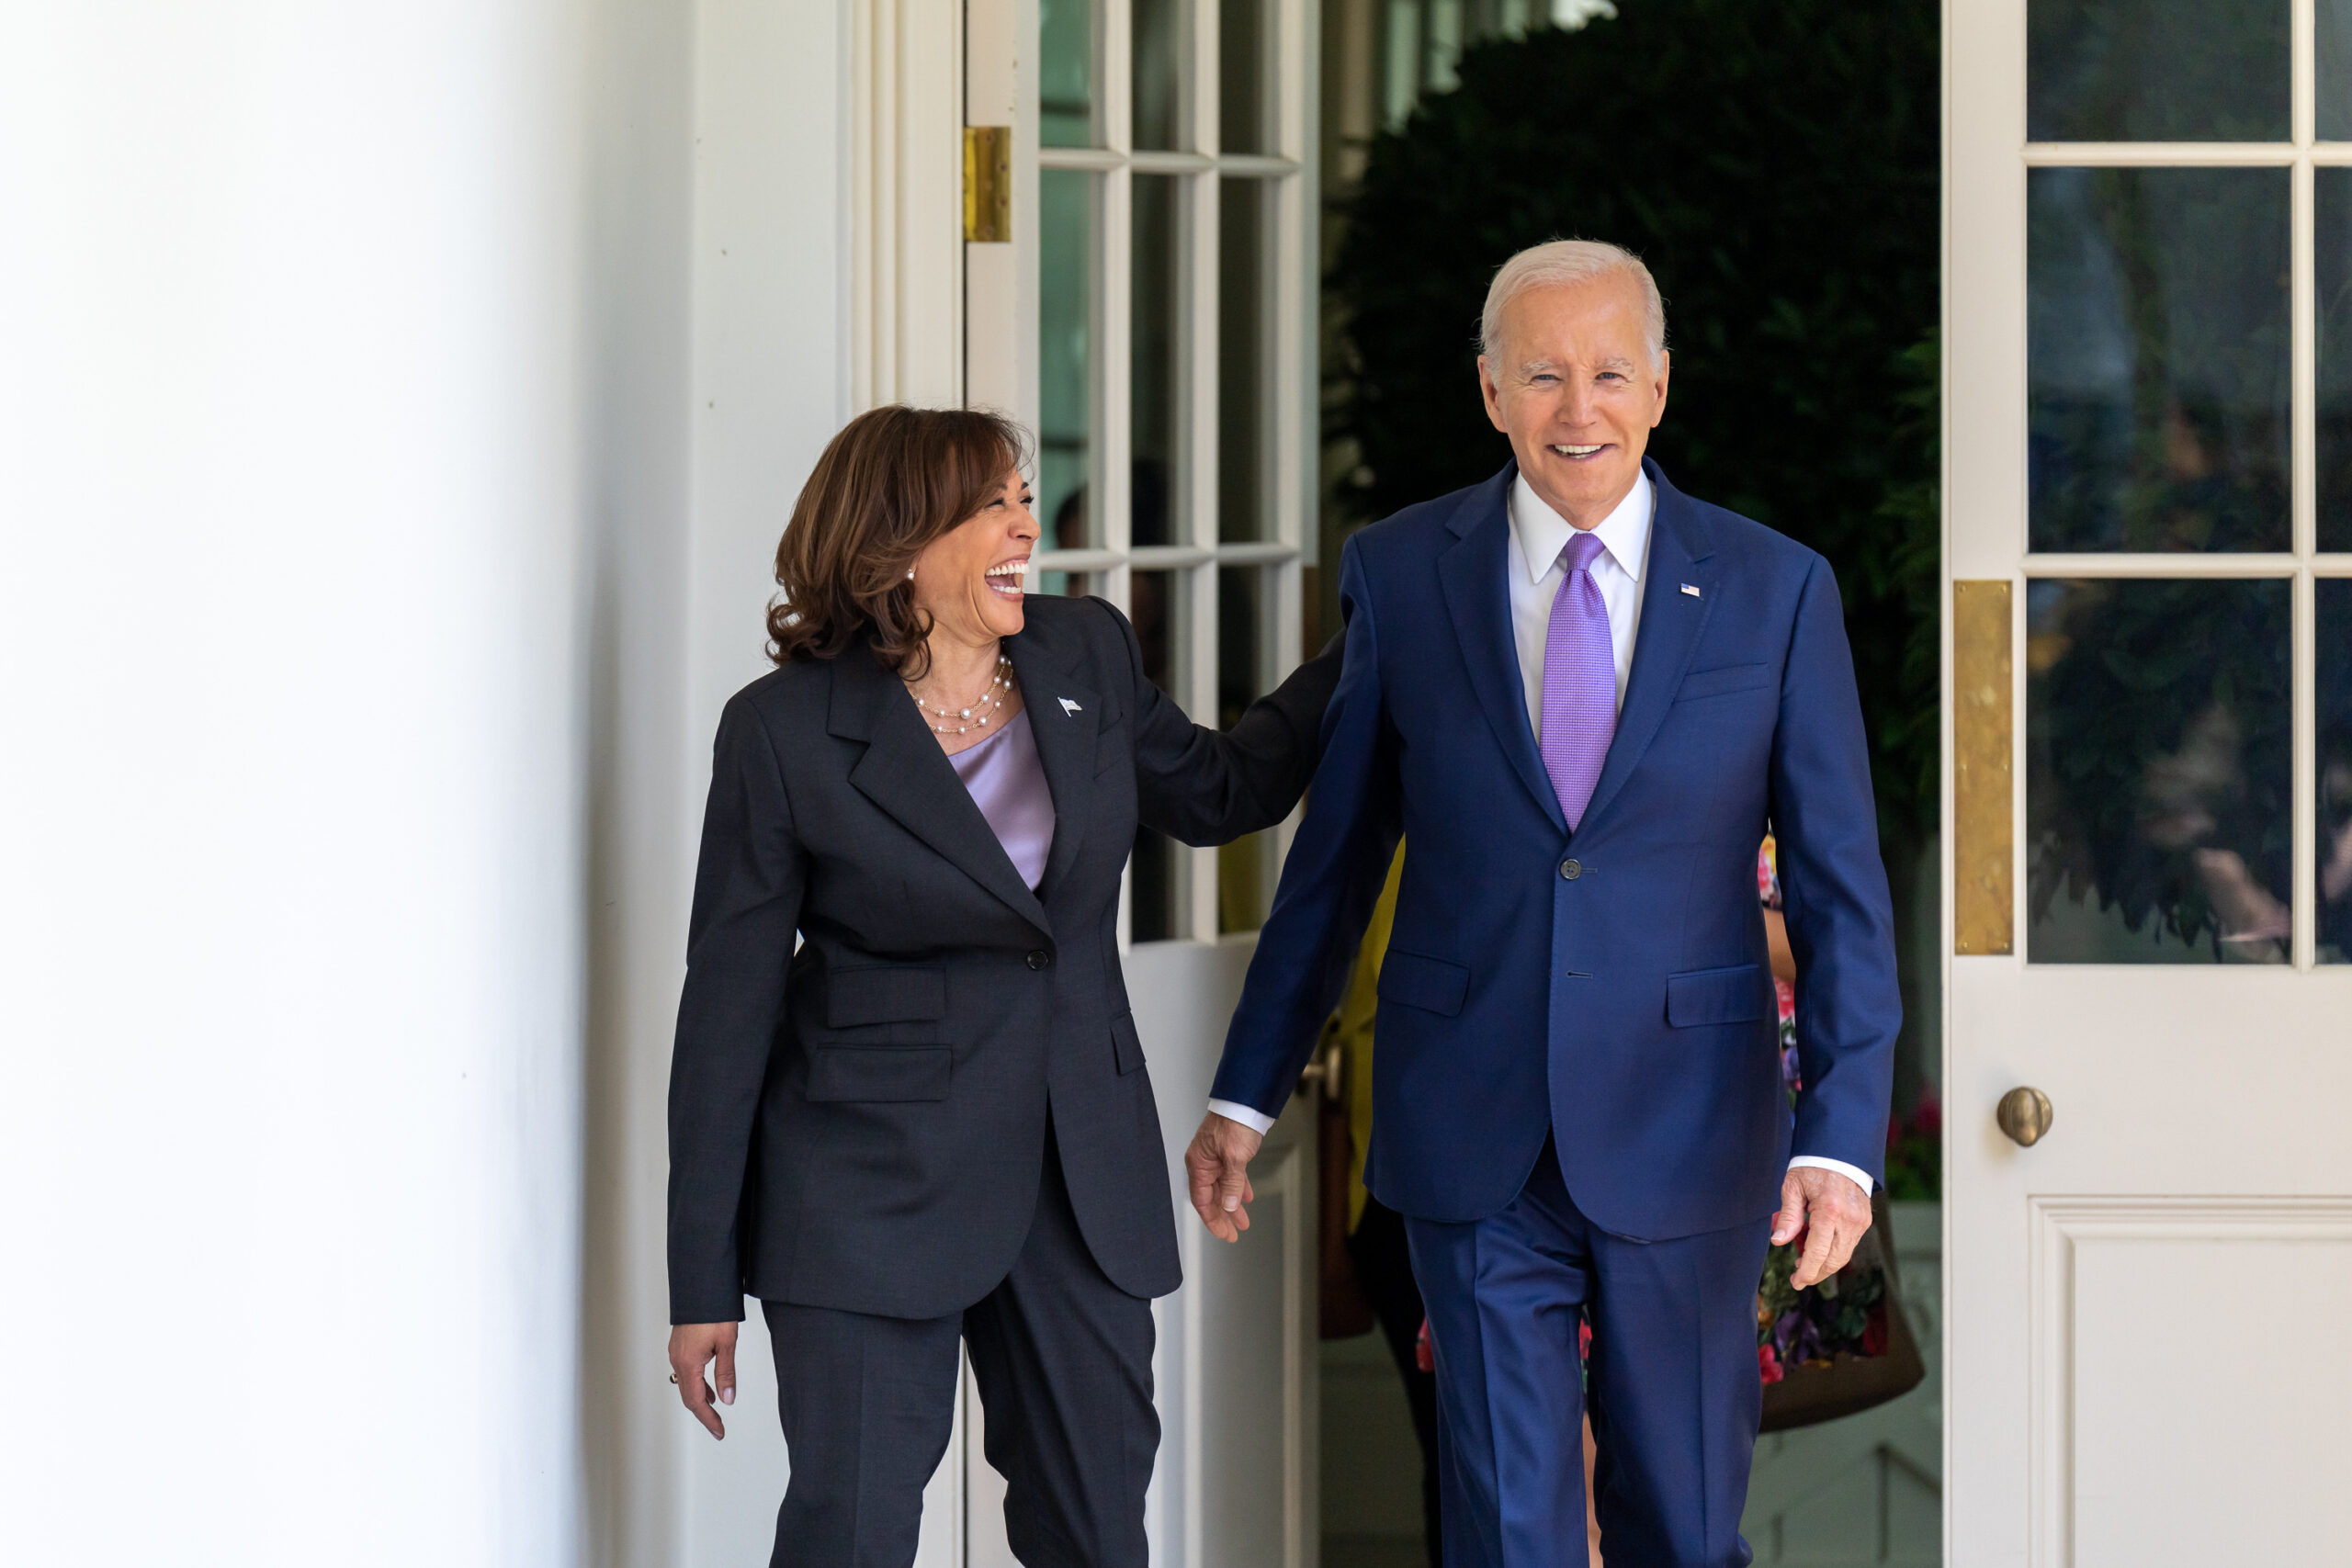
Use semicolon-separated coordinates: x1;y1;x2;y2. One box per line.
1477;271;1670;530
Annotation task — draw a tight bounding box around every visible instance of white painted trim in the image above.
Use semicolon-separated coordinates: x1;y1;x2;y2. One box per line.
852;0;966;410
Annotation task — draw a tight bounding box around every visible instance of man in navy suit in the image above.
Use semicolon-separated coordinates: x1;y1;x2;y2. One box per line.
1186;240;1899;1566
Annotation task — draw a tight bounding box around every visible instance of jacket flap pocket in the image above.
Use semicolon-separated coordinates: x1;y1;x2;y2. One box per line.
1666;964;1770;1027
1675;662;1772;702
1110;1010;1146;1075
826;966;947;1027
1377;950;1471;1018
806;1045;951;1102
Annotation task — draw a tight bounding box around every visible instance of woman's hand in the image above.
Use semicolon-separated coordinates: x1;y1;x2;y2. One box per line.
668;1321;740;1439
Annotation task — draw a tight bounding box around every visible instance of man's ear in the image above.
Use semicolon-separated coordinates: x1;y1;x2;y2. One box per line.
1649;350;1671;428
1476;356;1510;434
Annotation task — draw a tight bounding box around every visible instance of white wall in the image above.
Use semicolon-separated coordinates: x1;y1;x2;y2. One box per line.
0;2;850;1562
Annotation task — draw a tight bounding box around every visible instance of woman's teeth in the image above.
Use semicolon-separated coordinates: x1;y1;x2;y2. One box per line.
985;560;1028;596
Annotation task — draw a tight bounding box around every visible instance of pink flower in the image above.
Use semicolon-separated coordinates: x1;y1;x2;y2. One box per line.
1758;1344;1783;1385
1910;1091;1942;1139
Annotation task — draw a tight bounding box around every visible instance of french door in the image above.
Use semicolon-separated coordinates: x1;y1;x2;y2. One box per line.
1946;2;2352;1562
957;1;1325;1563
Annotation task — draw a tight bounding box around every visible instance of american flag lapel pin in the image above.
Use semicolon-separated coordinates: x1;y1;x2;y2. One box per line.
1679;582;1702;598
1059;697;1082;716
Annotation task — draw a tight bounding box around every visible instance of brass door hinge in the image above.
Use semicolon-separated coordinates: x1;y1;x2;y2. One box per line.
964;126;1012;243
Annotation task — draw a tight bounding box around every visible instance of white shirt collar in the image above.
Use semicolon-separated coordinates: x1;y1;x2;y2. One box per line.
1507;467;1654;585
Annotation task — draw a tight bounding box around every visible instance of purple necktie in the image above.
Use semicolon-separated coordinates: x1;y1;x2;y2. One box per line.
1541;530;1615;830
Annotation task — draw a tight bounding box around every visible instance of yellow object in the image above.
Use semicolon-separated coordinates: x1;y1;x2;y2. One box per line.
1319;841;1406;1232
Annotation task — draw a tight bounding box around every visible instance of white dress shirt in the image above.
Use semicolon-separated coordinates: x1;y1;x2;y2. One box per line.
1209;470;1871;1200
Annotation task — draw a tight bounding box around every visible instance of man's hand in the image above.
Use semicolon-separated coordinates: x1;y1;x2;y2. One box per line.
1778;1166;1871;1288
1185;1111;1265;1243
668;1321;739;1439
1772;1167;1873;1291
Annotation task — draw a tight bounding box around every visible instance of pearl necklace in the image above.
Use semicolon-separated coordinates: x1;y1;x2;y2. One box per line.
907;654;1017;735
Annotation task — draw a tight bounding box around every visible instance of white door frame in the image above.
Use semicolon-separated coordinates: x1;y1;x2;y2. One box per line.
1945;2;2352;1562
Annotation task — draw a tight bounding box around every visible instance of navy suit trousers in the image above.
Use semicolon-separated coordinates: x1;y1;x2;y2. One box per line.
1405;1137;1773;1568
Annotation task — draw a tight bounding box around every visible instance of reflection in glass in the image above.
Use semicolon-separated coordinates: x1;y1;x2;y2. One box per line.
1218;178;1268;542
2321;581;2352;961
2318;171;2352;551
2029;167;2290;553
1135;0;1181;151
1040;0;1094;148
2028;0;2287;142
2322;1;2352;141
1218;566;1273;932
1131;568;1186;942
2027;578;2291;963
1221;0;1268;153
1038;170;1094;555
1133;175;1182;547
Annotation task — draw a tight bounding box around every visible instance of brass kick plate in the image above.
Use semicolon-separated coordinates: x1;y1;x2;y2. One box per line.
964;126;1011;243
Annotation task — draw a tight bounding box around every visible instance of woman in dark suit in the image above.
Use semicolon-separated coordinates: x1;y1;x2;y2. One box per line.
665;405;1338;1568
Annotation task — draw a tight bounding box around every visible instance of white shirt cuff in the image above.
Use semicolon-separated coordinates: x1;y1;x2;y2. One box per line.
1788;1155;1874;1196
1205;1098;1279;1136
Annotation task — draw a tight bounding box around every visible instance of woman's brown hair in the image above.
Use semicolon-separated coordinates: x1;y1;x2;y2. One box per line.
767;405;1029;676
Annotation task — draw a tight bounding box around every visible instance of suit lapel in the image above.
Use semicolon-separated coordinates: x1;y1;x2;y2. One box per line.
1577;462;1720;836
1005;624;1097;898
1436;465;1566;834
830;649;1051;933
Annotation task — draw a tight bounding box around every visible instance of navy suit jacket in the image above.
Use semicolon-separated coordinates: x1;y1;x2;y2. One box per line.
1211;459;1900;1239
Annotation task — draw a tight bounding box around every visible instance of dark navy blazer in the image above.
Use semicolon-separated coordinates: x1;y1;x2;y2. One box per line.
668;595;1340;1325
1211;459;1900;1239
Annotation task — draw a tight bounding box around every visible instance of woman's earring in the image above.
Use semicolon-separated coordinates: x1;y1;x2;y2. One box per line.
906;569;916;581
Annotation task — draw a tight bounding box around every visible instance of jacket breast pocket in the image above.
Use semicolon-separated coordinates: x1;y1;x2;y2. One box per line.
1377;950;1471;1018
1110;1010;1147;1074
1673;662;1773;703
806;1045;952;1101
1665;964;1770;1027
826;965;947;1027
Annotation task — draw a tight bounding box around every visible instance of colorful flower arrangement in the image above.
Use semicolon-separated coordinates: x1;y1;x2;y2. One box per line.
1755;1225;1891;1383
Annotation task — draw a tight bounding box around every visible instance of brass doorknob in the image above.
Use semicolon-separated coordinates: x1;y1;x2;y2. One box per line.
1296;1041;1346;1101
1996;1086;2053;1147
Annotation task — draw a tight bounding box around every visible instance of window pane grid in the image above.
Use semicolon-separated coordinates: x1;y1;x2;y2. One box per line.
1034;0;1311;944
2020;0;2352;966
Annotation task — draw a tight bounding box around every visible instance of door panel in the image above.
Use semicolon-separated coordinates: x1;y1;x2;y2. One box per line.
1948;2;2352;1561
2029;1199;2352;1563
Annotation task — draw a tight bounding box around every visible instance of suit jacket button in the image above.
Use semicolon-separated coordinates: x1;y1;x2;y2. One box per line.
1027;950;1050;970
1559;858;1581;881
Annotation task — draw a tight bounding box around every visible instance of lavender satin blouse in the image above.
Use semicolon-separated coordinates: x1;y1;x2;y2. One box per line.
947;705;1057;890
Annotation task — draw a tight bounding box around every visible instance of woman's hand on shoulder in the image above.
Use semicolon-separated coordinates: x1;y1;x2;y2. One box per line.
668;1320;740;1439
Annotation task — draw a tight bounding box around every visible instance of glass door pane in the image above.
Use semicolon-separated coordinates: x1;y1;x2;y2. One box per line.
2028;166;2290;553
2028;0;2290;141
1041;0;1097;147
1217;176;1270;541
2317;169;2352;552
2321;580;2352;960
1133;173;1183;547
2027;578;2292;962
1039;169;1096;553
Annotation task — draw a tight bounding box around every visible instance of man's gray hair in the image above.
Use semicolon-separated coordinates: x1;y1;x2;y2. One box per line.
1479;239;1667;367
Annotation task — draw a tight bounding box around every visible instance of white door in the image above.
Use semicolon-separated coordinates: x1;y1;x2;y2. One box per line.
959;1;1324;1563
1947;2;2352;1562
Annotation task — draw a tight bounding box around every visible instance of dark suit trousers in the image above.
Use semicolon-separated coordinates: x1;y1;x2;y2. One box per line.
1404;1136;1772;1568
762;1123;1158;1568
